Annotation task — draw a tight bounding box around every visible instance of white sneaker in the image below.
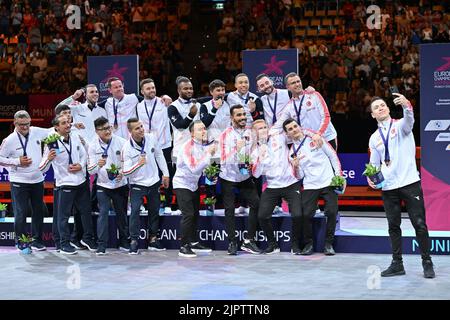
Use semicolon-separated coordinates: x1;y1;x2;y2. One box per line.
314;209;325;218
164;207;172;214
272;206;283;214
236;206;248;214
171;209;182;215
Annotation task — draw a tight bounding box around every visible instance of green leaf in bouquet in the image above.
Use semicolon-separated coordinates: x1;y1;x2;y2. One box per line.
42;133;61;145
204;163;221;178
330;175;346;187
362;163;380;177
204;197;217;205
18;233;33;244
106;163;120;174
238;153;251;164
0;202;7;211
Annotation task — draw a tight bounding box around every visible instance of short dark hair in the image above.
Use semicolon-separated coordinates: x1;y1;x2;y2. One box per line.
282;118;298;132
230;104;244;116
188;120;204;133
176;76;191;88
127;117;139;130
256;73;269;82
55;104;70;115
284;72;299;85
107;77;121;88
370;96;385;107
139;78;155;90
94;116;109;129
209;79;226;92
234;73;248;82
53;113;68;126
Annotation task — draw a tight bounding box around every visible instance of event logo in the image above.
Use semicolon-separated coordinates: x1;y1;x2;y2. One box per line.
424;120;450;152
103;63;129;83
433;57;450;88
261;56;288;88
98;63;129;93
262;56;287;75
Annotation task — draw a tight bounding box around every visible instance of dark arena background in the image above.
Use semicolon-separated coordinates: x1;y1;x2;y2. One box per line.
0;0;450;306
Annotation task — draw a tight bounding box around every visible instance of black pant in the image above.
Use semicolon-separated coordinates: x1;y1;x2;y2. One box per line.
258;182;302;245
382;181;431;261
176;188;200;246
161;147;175;208
58;181;94;247
53;184;84;244
129;182;160;241
96;185;130;248
10;182;45;243
302;186;338;246
220;177;259;243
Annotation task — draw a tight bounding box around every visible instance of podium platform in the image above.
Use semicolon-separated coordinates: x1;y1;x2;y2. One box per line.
1;211;449;255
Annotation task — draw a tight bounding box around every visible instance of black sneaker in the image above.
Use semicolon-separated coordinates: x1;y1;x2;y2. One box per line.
96;247;106;255
80;239;98;252
324;243;336;256
228;241;238;255
178;244;196;258
190;242;212;253
70;240;87;250
60;245;77;255
291;244;301;255
381;260;406;277
31;241;47;251
119;241;130;251
264;242;280;254
55;242;61;253
148;239;166;251
129;240;139;255
241;240;261;254
422;259;435;279
300;243;314;255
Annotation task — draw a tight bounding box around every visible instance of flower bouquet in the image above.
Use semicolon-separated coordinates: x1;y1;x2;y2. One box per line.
204;197;217;216
204;163;220;185
363;163;385;189
330;176;346;195
106;163;120;181
42;133;61;152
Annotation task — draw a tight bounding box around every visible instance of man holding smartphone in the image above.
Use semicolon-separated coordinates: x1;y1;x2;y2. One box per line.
368;93;435;278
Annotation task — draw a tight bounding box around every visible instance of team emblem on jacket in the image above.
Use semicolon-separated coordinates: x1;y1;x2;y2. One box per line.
309;141;315;148
151;148;155;153
116;150;121;155
306;101;312;107
36;140;41;144
390;127;397;137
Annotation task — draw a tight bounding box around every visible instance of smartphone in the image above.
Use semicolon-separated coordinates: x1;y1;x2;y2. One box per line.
389;85;399;96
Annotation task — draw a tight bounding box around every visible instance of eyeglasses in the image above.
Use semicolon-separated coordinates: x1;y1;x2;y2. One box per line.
17;122;31;127
97;126;112;131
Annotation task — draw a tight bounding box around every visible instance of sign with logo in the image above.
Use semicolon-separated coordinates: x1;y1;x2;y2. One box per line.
242;49;298;93
420;44;450;230
338;153;369;186
87;55;139;101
